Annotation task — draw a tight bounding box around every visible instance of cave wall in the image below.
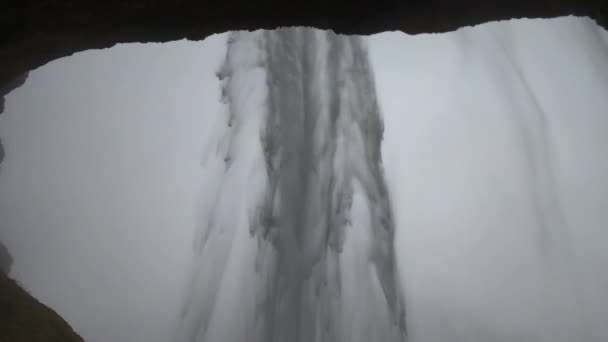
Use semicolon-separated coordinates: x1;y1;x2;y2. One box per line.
0;0;606;163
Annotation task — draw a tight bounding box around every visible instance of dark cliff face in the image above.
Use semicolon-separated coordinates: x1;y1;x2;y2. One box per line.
0;1;606;117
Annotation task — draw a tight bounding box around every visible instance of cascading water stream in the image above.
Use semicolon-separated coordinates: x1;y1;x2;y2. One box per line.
176;28;406;342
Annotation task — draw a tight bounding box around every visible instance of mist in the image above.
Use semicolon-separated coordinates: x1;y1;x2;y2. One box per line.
0;35;228;342
0;16;607;342
374;16;608;342
176;29;406;342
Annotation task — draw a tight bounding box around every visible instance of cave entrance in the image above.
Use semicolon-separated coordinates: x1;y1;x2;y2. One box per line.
1;17;608;342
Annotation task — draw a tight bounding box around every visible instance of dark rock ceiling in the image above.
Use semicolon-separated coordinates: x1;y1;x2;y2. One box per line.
0;1;606;135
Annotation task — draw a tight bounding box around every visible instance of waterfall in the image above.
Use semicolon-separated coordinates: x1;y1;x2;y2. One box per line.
176;28;406;342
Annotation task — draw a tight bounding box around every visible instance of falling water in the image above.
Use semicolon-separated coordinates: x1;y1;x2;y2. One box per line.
176;28;406;342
